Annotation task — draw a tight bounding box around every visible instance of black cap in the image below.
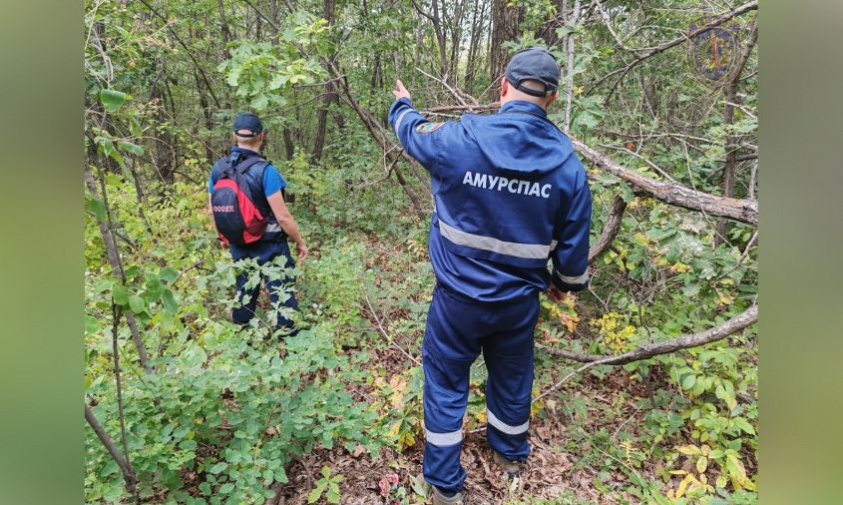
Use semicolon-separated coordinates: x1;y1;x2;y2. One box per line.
505;48;560;98
232;113;264;138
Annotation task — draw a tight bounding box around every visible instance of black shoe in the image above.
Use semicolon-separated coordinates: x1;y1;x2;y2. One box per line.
492;450;522;477
431;486;463;505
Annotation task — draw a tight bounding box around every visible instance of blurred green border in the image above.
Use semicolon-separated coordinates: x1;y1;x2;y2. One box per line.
0;1;83;504
760;1;843;504
2;0;843;504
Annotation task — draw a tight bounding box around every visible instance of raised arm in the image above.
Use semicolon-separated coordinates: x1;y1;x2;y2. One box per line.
388;79;445;171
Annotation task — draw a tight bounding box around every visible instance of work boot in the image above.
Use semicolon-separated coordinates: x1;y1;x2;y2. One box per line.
430;485;463;505
492;450;522;478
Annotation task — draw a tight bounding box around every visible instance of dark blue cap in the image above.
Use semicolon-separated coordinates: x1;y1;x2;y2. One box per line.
232;113;263;138
505;48;560;98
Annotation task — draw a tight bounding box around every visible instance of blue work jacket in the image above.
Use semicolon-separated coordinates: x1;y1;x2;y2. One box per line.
389;98;592;302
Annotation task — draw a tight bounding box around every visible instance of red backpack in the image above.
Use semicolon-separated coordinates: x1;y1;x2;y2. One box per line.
210;153;270;245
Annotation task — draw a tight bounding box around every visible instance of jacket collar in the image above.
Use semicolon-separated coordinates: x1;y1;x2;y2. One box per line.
231;146;261;156
499;100;548;118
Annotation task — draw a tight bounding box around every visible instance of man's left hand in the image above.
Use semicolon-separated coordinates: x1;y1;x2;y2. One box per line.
392;79;411;101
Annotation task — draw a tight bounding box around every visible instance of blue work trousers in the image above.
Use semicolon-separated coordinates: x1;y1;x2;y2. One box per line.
229;239;298;334
422;284;539;493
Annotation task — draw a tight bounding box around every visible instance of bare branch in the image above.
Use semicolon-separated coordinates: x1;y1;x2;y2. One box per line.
363;292;421;366
538;305;757;365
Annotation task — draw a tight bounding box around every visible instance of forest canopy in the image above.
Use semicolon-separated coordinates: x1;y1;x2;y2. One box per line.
84;0;758;503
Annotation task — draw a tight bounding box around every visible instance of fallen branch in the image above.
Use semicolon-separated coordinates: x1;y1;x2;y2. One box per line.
573;140;758;225
423;102;499;114
536;305;757;400
539;304;757;365
588;195;628;264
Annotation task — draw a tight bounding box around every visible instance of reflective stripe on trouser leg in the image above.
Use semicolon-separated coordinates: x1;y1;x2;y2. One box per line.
483;296;539;462
421;288;478;493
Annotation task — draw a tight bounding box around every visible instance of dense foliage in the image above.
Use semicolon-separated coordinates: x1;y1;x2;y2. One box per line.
85;0;758;503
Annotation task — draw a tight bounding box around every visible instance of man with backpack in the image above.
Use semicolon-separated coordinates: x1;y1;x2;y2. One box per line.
209;113;308;336
388;48;591;504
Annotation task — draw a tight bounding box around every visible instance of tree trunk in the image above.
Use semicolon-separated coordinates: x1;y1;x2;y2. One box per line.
312;0;337;162
490;0;523;93
715;16;758;246
217;0;232;47
464;1;483;92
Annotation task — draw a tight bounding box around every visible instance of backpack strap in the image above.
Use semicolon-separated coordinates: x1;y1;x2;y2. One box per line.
234;156;267;174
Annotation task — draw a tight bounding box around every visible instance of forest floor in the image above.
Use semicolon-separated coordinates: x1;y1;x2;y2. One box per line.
270;353;659;505
265;234;679;505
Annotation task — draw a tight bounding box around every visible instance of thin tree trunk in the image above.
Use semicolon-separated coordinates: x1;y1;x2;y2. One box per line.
84;165;153;373
313;0;337;162
715;16;758;246
85;404;140;504
282;126;295;160
490;0;523;93
217;0;232;48
563;0;581;132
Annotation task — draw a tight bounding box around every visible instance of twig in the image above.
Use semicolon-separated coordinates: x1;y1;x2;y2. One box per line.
417;67;479;110
715;230;758;281
363;292;421;366
597;144;677;182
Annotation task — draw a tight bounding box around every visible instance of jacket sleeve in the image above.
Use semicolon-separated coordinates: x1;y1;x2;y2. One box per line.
388;97;442;172
551;162;592;292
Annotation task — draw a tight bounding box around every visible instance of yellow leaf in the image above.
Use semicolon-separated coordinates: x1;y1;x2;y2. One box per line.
696;456;708;474
677;445;701;455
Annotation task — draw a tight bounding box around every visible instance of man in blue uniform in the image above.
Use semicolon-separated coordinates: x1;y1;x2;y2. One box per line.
388;48;591;504
208;113;308;336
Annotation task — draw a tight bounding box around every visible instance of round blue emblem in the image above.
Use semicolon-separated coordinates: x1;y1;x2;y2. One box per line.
687;16;743;87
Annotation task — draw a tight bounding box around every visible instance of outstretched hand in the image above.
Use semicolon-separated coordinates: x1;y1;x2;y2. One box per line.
392;79;411;101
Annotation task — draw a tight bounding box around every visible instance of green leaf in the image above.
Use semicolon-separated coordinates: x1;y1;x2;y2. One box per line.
209;462;228;474
218;482;235;494
117;141;144;156
307;481;327;503
321;466;331;479
112;285;129;305
681;374;696;390
100;89;128;113
128;295;146;314
159;267;179;283
145;278;164;301
327;487;340;504
162;289;179;314
733;417;756;435
84;315;101;335
85;196;106;222
250;94;269;111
